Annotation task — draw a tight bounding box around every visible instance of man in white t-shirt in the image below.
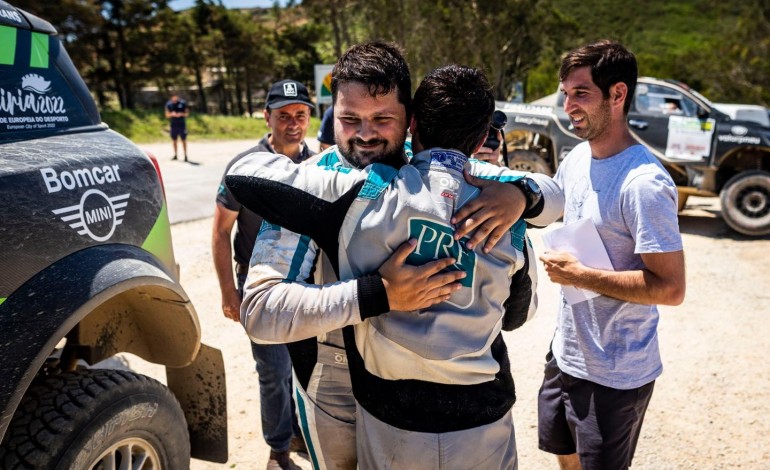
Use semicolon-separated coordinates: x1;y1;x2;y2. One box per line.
537;40;686;470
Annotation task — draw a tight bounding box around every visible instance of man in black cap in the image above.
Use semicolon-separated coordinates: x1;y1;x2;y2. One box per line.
213;79;314;470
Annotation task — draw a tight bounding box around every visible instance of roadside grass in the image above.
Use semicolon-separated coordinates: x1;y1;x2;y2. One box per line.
101;110;320;143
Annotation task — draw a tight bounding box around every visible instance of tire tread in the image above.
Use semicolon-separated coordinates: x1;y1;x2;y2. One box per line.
0;369;185;469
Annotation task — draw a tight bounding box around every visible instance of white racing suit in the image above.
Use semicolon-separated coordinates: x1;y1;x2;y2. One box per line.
232;146;563;469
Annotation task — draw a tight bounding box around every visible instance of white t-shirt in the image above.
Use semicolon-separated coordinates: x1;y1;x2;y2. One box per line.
552;141;683;389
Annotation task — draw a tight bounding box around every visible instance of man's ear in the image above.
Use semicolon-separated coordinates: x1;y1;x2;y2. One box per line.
408;115;417;135
610;83;628;108
471;134;487;155
263;109;271;127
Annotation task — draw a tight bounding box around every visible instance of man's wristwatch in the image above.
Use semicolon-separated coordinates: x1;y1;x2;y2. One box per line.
512;176;543;215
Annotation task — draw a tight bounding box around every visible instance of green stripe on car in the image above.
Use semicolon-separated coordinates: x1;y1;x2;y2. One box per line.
30;32;48;68
141;202;175;272
0;25;17;65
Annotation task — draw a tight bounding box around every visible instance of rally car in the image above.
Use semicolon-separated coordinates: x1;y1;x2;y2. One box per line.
0;2;227;468
500;77;770;236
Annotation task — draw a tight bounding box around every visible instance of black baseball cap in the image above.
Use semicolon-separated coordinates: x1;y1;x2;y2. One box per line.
266;79;314;110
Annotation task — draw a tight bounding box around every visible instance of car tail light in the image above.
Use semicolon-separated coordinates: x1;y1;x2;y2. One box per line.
145;150;166;198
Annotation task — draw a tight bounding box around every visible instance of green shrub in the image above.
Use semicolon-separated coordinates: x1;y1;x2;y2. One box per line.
101;110;321;144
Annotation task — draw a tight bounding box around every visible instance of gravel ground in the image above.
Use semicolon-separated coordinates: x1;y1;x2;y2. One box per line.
126;139;770;468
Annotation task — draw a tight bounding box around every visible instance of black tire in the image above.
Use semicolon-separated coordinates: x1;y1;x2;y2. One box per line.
506;150;552;176
719;170;770;236
0;369;190;470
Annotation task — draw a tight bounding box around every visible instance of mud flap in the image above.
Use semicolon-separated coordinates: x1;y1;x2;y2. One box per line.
166;344;228;463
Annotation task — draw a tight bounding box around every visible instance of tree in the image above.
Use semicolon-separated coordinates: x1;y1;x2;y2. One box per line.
302;0;359;58
338;0;570;101
712;0;770;105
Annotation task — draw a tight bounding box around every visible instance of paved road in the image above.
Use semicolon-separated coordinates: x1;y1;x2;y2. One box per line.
139;138;319;224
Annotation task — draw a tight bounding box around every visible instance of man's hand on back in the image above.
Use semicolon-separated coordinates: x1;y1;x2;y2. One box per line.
451;171;526;253
378;239;465;311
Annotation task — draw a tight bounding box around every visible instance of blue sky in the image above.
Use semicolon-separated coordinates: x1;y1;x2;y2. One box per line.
170;0;294;10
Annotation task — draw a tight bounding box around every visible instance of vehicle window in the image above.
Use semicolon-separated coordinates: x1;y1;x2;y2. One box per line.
0;25;95;140
634;83;700;118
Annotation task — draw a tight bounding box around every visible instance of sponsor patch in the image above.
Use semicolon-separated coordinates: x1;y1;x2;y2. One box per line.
407;218;475;288
429;149;466;173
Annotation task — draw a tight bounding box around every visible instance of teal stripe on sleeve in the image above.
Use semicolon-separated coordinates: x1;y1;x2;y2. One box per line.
285;235;311;281
509;219;527;252
477;174;524;183
0;25;17;65
30;32;48;68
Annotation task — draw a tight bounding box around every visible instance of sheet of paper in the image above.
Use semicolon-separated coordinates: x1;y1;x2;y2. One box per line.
541;218;614;305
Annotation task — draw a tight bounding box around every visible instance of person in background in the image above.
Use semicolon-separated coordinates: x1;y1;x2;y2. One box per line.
212;79;314;470
165;93;189;161
317;105;335;150
537;40;686;470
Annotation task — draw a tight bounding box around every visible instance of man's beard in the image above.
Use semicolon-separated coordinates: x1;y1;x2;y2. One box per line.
573;98;612;141
338;136;406;169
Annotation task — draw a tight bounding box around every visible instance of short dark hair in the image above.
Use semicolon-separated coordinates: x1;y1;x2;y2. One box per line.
412;65;494;156
331;41;412;119
559;40;638;114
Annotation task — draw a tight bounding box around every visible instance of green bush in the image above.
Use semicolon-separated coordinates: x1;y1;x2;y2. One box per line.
101;110;320;144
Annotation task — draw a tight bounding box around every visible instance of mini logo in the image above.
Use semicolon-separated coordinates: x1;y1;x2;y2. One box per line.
440;191;455;200
731;125;748;136
21;74;52;94
334;353;348;365
52;189;129;242
283;83;297;97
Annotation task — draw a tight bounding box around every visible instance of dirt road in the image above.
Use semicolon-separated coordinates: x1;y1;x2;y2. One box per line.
126;139;770;468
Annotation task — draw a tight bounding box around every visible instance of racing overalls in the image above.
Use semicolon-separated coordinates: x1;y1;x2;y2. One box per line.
230;146;563;469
